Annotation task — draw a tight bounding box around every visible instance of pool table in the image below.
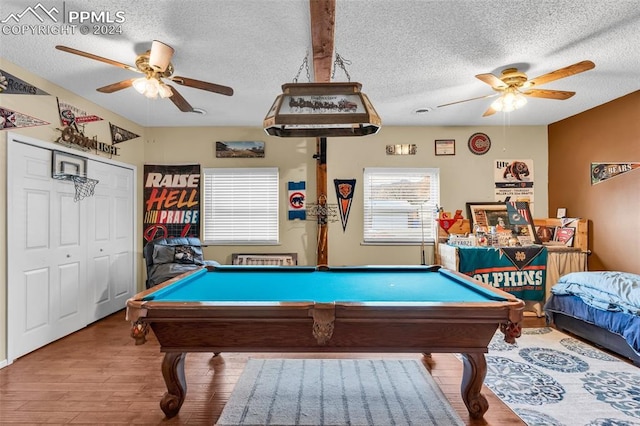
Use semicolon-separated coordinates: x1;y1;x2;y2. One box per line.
126;264;524;419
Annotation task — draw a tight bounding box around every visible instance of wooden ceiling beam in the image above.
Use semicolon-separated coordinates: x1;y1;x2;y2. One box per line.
309;0;336;83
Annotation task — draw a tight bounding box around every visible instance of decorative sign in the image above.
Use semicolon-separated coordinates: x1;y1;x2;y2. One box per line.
494;159;534;206
55;126;119;157
468;132;491;155
591;162;640;185
57;98;103;127
143;164;201;246
288;181;306;220
0;69;50;95
334;179;356;232
0;107;49;130
386;144;417;155
109;122;140;144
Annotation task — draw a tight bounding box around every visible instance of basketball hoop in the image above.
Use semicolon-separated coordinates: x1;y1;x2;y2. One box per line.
53;173;99;202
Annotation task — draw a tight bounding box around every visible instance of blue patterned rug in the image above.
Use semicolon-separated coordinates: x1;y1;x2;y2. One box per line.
486;327;640;426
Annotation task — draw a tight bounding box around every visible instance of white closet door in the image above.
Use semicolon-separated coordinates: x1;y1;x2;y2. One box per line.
7;142;88;360
86;160;135;322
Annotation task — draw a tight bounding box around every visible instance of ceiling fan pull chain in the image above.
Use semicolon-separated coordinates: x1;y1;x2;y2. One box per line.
331;52;351;82
293;52;311;83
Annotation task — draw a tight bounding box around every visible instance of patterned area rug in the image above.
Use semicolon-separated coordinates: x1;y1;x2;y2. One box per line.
486;327;640;426
216;358;464;426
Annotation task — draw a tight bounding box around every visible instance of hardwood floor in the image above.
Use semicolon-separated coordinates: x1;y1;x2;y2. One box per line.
0;311;545;425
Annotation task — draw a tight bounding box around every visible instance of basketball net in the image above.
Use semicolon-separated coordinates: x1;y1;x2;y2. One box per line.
53;174;99;202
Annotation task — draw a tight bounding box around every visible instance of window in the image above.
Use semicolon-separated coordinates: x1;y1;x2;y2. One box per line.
363;167;440;243
203;167;279;244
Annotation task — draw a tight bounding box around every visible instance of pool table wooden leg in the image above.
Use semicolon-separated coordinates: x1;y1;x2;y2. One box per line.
460;352;489;419
160;352;187;418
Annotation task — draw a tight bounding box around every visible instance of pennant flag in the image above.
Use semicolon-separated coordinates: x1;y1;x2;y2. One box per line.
288;181;306;220
57;98;103;127
500;245;546;270
0;107;49;130
334;179;356;232
591;162;640;185
506;201;532;225
110;122;140;144
0;69;50;95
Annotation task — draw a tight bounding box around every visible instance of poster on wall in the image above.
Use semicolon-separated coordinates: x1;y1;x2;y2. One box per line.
143;164;201;247
494;159;534;206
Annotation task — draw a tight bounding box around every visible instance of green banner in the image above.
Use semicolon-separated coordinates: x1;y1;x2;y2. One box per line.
457;245;546;300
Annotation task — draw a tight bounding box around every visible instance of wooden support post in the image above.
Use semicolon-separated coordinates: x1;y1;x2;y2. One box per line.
310;0;335;266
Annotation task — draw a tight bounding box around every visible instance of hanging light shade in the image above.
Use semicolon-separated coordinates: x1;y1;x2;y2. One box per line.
263;82;381;137
491;87;528;112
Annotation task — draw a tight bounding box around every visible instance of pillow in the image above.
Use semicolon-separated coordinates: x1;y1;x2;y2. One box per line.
152;245;176;265
152;244;204;265
173;245;204;265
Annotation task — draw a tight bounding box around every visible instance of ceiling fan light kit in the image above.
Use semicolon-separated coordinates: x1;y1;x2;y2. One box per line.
263;82;381;137
491;88;528;112
132;77;173;99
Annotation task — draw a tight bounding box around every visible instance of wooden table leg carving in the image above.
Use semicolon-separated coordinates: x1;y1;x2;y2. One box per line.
160;352;187;418
460;352;489;419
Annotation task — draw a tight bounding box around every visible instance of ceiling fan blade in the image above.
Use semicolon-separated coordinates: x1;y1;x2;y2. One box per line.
527;60;595;87
476;73;507;89
170;76;234;96
482;105;497;117
523;89;576;100
55;45;139;73
166;85;194;112
437;93;498;108
97;79;135;93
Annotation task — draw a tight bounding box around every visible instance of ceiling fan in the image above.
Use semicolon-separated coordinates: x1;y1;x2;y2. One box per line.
55;40;234;112
438;60;595;116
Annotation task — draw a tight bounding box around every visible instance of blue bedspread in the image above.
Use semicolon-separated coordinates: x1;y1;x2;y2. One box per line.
551;271;640;315
546;271;640;356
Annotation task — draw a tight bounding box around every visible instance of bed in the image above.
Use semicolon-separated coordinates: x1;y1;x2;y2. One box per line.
544;271;640;366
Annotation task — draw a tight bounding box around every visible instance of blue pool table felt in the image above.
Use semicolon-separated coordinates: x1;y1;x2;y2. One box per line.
143;266;508;304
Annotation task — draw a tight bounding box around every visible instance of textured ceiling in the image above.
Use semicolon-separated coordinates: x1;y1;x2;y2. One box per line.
1;0;639;128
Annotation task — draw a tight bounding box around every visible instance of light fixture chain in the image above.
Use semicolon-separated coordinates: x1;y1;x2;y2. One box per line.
332;52;351;82
293;52;311;83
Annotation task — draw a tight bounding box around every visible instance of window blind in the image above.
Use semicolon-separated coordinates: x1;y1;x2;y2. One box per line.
203;167;279;244
363;167;440;243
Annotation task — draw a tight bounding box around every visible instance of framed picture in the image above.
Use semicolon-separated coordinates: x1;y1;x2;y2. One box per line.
435;139;455;156
216;141;265;158
466;201;540;244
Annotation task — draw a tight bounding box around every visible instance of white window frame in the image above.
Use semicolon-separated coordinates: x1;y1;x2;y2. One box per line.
363;167;440;244
202;167;279;245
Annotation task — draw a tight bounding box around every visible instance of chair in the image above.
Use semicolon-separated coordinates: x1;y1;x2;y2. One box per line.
143;237;219;289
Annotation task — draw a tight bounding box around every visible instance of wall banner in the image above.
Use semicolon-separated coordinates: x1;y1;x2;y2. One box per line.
334;178;356;232
591;162;640;185
288;181;306;220
143;164;201;246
